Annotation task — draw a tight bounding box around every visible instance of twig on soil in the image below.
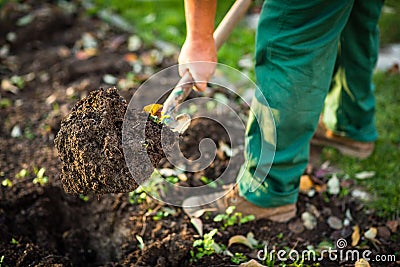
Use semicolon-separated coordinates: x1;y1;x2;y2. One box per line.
140;204;163;236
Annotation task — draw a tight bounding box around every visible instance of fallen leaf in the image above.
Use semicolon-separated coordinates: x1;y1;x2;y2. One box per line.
158;168;176;177
128;35;142;51
75;48;97;60
170;114;191;134
219;141;237;158
377;226;391;240
386;220;399;233
103;74;118;85
354;258;371;267
355;171;375;180
315;184;327;193
1;79;19;94
228;235;253;249
190;217;203;237
364;227;377;240
124;53;138;64
351;225;360;246
11;125;22;138
301;211;317;230
177;173;187;182
246;232;259;247
351;189;372;201
288;219;305;234
306;203;321;218
300;175;314;193
346;209;353;221
107;35;126;50
240;259;266;267
190;208;217;218
82;32;98;49
327;216;343;230
141;49;163;66
16;14;34;26
327;174;340;195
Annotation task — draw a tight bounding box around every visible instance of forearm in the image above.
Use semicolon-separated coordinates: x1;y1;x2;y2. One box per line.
184;0;217;41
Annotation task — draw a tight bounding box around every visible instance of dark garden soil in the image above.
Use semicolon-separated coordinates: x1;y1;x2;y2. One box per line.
0;2;399;267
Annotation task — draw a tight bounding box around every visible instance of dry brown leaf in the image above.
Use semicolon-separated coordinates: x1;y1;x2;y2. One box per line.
190;217;203;237
228;235;253;249
75;48;97;60
240;259;266;267
354;258;371;267
386;220;399;233
315;184;327;193
351;225;360;246
123;53;138;63
300;175;314;193
364;227;378;240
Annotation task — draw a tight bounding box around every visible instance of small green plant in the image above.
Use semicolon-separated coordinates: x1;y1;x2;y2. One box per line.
136;235;145;250
231;252;247;264
10;75;25;89
1;178;13;187
32;167;48;186
200;176;217;189
0;255;4;267
191;229;223;261
79;194;89;202
213;206;255;229
24;126;35;140
165;176;179;184
10;238;19;245
15;169;29;179
129;188;147;204
129;171;167;205
0;98;12;108
152;207;176;221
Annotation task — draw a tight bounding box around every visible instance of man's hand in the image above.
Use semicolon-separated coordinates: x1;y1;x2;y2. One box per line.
179;0;217;91
178;36;217;92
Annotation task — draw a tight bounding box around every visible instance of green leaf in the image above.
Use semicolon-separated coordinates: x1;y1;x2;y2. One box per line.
226;206;235;215
136;235;145;250
240;214;255;224
213;214;225;222
193;239;203;247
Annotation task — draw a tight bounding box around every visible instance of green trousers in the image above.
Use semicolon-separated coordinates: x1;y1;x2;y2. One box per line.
239;0;383;207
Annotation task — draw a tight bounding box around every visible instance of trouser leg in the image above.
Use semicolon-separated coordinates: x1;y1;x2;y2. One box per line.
239;0;355;207
323;0;384;142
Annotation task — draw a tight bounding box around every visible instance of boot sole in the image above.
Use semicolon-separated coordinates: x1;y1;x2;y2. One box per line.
310;137;373;159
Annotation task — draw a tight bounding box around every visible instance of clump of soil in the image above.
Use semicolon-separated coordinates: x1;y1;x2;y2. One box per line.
54;87;175;194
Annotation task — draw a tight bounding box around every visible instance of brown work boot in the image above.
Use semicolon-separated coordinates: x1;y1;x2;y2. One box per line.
182;186;296;223
311;121;374;159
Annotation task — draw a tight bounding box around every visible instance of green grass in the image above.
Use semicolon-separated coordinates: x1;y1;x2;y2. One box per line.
323;72;400;218
379;0;400;45
89;0;255;70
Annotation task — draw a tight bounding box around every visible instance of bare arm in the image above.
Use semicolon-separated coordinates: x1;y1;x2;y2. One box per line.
179;0;217;91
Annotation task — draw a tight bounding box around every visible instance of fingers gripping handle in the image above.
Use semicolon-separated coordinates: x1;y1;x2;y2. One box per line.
161;0;252;116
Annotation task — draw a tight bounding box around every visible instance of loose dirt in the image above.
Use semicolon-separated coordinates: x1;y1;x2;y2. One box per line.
54;87;176;194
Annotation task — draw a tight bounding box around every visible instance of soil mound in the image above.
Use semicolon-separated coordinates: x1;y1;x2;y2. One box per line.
54;87;175;194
